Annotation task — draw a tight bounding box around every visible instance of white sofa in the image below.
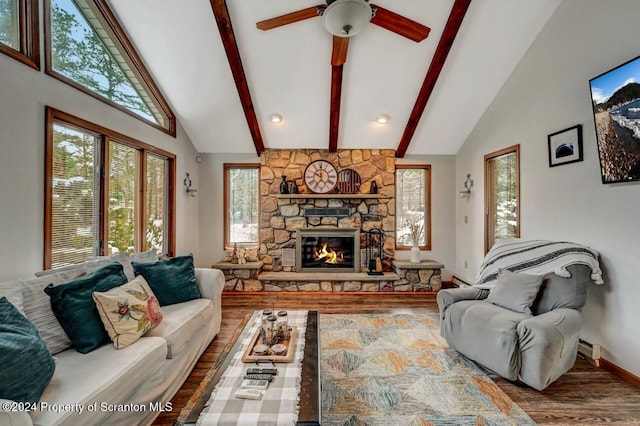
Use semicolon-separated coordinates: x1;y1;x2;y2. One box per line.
0;266;224;426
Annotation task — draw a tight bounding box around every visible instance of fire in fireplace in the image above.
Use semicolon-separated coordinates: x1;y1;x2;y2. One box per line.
296;228;360;273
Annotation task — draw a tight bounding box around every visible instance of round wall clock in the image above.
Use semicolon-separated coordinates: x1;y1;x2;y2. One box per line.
304;160;338;193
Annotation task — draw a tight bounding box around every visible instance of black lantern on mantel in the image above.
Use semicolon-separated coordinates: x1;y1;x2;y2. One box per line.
365;228;384;276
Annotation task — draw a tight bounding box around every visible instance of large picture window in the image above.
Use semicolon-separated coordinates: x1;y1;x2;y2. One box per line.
45;0;175;135
224;164;259;248
0;0;39;68
484;144;520;253
45;107;175;269
395;165;431;250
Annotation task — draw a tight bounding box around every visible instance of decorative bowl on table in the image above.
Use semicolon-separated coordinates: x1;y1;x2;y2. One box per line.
271;344;287;356
253;344;269;356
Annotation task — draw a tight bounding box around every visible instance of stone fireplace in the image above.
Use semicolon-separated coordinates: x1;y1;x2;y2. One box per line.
259;149;396;273
216;148;444;292
296;228;360;273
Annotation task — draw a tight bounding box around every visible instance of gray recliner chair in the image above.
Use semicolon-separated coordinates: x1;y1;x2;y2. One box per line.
437;264;591;391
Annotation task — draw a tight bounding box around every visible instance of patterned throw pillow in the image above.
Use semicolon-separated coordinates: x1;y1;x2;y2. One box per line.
93;276;163;349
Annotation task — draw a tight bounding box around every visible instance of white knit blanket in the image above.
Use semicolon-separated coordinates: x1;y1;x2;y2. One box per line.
475;239;604;289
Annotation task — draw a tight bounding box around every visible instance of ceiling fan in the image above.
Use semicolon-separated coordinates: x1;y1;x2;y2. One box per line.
256;0;431;151
257;0;431;65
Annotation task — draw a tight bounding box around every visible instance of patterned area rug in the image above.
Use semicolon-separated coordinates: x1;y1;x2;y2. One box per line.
320;313;535;426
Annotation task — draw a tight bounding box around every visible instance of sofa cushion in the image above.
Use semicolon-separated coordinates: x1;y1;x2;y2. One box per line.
0;280;24;314
441;300;530;381
34;258;113;278
133;254;201;306
32;336;167;426
21;265;108;355
93;276;163;350
0;298;55;404
89;249;158;281
486;269;544;315
145;298;214;359
45;262;129;354
532;264;592;315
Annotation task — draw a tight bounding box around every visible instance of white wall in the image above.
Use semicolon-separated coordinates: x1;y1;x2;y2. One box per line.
396;155;456;280
0;54;201;281
197;153;260;269
456;0;640;376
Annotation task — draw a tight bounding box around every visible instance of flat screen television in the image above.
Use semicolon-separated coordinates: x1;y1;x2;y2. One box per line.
589;55;640;184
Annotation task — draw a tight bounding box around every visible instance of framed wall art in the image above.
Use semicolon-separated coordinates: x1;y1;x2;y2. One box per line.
589;54;640;183
548;124;583;167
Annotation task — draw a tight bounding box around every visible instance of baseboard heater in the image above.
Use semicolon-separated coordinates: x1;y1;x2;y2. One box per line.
451;275;472;287
577;338;601;366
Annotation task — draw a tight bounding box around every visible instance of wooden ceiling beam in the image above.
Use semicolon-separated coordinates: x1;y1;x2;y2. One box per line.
210;0;265;156
329;65;343;152
395;0;472;158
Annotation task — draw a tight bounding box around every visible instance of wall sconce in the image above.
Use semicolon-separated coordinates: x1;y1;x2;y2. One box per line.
184;173;198;197
460;174;473;198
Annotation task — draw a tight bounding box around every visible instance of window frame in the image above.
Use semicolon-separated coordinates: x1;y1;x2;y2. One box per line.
0;0;40;69
43;0;176;136
45;106;176;269
484;144;520;254
395;164;432;250
223;163;260;249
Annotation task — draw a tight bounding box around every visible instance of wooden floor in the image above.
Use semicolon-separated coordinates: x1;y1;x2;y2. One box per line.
154;293;640;425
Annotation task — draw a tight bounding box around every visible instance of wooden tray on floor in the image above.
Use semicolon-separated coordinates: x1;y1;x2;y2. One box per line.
241;326;297;363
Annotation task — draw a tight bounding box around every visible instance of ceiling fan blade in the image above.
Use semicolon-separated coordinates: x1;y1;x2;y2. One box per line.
370;5;431;42
256;6;325;31
331;36;349;66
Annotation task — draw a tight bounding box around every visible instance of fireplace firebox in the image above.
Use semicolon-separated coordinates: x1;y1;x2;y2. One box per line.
296;228;360;273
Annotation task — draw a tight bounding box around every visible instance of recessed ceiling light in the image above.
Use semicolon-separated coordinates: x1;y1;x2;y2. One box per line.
376;114;390;124
270;113;283;123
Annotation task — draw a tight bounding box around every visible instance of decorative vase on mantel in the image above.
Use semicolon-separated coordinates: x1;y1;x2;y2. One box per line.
280;175;289;194
410;244;421;264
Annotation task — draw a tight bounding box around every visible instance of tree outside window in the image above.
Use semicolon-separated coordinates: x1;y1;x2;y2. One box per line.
484;145;520;253
224;164;259;248
49;123;99;267
395;165;431;249
46;0;174;133
45;107;175;269
0;0;39;68
0;0;19;49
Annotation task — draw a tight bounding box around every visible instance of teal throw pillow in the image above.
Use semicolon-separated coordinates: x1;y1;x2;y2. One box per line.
132;254;200;306
0;297;55;403
44;262;128;354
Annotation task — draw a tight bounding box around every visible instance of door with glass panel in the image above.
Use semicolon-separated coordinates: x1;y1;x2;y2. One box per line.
484;145;520;253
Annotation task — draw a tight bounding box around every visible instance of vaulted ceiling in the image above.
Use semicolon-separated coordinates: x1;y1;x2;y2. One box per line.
107;0;560;156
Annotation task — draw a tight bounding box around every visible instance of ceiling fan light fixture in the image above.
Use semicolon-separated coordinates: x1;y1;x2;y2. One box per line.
376;114;390;124
270;113;283;123
323;0;372;38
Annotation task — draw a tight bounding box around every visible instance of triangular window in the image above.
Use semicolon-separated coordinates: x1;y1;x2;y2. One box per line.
46;0;175;135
